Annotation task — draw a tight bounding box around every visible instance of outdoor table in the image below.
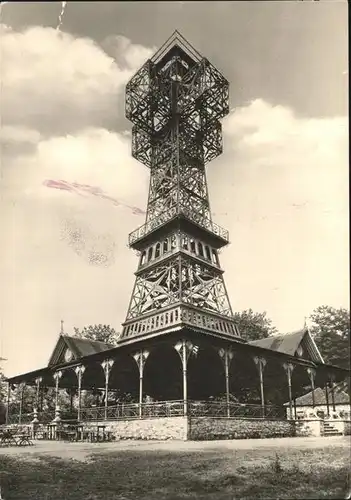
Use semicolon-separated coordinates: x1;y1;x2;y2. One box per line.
76;424;84;441
56;428;76;441
47;423;58;440
0;428;17;446
0;427;33;447
33;427;48;440
86;424;106;442
95;424;106;442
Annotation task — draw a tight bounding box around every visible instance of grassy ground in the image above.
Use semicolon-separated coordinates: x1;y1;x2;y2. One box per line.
0;438;349;499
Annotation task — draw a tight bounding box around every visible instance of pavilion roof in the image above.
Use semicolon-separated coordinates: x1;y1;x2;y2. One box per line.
248;328;324;363
5;328;349;385
285;386;350;406
249;329;305;354
63;335;114;357
47;334;114;366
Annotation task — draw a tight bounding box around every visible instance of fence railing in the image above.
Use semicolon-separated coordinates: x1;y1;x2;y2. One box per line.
6;401;285;424
80;400;185;421
79;401;283;421
189;401;284;419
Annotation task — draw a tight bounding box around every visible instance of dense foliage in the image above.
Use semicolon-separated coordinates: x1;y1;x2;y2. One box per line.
232;309;278;341
0;368;6;423
73;324;119;345
309;306;350;369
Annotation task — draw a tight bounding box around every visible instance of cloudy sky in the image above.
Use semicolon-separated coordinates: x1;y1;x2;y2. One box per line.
0;1;348;377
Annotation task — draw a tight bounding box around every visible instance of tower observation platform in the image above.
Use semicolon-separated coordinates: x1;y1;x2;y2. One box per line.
121;31;240;344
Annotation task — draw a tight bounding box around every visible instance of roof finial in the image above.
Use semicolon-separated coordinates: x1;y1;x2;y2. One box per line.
60;320;64;334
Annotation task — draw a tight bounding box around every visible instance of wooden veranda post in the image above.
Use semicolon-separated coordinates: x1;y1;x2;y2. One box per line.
75;366;85;421
330;375;336;412
6;382;11;425
133;350;149;418
175;340;193;417
53;371;63;409
283;362;295;419
307;368;316;408
19;382;26;424
254;356;267;417
101;359;114;420
218;348;234;417
325;383;330;416
35;377;42;411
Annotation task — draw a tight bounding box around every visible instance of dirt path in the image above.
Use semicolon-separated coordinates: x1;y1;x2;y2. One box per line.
0;436;348;462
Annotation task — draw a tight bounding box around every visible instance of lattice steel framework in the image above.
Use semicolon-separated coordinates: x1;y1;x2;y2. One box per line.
120;31;240;343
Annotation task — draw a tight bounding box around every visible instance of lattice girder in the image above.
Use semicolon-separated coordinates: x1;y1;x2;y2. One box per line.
126;251;232;321
125;61;155;133
126;53;229;138
132;126;153;168
177;59;229;119
145;158;211;226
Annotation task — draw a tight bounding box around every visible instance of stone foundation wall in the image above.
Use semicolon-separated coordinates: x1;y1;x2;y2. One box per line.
20;416;348;441
330;420;349;436
295;419;324;437
84;416;189;440
188;417;295;440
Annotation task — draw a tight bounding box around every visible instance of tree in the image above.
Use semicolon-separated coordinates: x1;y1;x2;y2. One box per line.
0;367;7;424
0;367;6;402
73;324;119;345
232;309;278;341
309;306;350;369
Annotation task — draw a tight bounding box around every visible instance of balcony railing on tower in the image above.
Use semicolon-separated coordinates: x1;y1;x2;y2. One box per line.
129;206;229;247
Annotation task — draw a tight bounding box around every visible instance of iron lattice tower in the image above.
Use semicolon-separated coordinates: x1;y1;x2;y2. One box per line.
120;32;240;343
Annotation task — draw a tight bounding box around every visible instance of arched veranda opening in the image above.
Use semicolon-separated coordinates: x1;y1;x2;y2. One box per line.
143;345;183;401
187;344;225;400
229;350;261;404
262;359;290;406
107;354;139;403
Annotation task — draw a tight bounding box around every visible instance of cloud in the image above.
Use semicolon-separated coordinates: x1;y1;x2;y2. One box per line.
223;99;347;167
0;125;42;157
0;24;151;218
2;127;148;207
0;25;153;135
209;99;349;330
220;98;348;217
101;35;156;70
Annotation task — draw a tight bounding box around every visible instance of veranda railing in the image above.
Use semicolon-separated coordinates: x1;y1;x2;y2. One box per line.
79;400;284;421
80;400;184;421
6;401;285;424
189;401;284;419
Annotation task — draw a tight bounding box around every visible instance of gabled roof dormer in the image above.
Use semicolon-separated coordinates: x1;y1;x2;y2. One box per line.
248;327;324;364
47;334;114;367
